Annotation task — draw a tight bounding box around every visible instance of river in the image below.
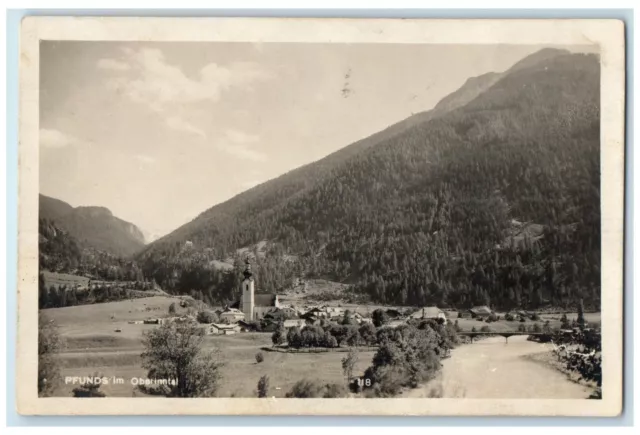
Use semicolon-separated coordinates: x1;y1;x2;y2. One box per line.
406;335;593;398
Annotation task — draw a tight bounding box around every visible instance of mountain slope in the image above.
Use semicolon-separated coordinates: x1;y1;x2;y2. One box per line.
39;194;146;257
139;49;600;311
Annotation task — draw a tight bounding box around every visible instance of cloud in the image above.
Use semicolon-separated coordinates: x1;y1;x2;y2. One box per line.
40;128;83;149
97;58;130;71
166;116;206;138
221;144;267;162
225;130;259;144
101;47;272;139
216;129;266;162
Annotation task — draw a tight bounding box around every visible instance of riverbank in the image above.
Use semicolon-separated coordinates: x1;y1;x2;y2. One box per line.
524;348;599;393
404;336;594;398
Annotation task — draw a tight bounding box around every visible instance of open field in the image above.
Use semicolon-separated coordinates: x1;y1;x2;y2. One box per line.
45;296;190;337
54;331;375;398
44;297;601;397
45;298;376;398
42;271;90;289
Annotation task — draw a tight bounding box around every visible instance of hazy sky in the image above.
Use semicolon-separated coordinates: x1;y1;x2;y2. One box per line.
39;42;585;240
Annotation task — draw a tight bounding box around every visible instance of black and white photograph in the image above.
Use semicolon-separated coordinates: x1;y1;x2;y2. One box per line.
17;17;625;416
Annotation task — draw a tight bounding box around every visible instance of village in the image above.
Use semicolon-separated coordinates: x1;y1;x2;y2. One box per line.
123;260;572;340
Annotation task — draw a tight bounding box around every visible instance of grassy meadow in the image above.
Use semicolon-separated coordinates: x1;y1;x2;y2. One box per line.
45;297;375;398
44;296;601;398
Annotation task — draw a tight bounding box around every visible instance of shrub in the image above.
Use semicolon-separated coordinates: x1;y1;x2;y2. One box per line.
257;375;269;398
480;325;491;333
519;316;526;322
72;378;107;398
518;324;526;332
530;313;540;321
323;383;349;398
168;302;176;315
285;379;325;398
504;313;515;321
255;352;264;364
196;310;217;324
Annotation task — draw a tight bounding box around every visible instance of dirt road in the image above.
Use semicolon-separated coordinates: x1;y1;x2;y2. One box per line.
406;335;593;399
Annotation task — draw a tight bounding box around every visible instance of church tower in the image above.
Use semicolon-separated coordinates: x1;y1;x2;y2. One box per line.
241;258;255;321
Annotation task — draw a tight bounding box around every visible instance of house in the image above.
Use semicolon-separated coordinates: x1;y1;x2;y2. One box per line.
208;323;241;335
469;306;493;318
302;307;331;319
237;320;259;332
219;308;246;324
283;319;306;329
409;306;447;324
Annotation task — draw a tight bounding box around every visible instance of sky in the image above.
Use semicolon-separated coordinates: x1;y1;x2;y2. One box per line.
39;42;591;241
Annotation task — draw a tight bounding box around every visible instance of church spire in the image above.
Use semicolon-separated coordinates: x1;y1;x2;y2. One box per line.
243;257;253;280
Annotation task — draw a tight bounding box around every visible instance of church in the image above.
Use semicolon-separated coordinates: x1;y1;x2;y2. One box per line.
230;259;280;321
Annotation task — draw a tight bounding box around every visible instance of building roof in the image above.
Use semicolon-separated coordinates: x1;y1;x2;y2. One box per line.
211;323;239;330
409;306;445;319
470;306;492;315
221;308;244;314
283;319;305;328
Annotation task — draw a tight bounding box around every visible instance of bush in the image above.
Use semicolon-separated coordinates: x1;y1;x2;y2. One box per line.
480;325;491;333
530;313;540;321
519;316;526;322
285;379;325;398
504;313;515;321
257;375;269;398
518;324;527;332
196;310;217;324
72;375;107;398
255;352;264;364
168;302;176;315
323;383;349;398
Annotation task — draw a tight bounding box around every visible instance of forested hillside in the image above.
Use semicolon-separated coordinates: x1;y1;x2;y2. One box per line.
137;48;601;311
39;194;146;257
39;218;145;281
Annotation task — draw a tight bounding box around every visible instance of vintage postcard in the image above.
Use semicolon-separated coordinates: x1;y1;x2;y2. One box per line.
17;17;625;416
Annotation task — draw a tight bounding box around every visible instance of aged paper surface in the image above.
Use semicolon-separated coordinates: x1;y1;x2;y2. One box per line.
18;17;625;416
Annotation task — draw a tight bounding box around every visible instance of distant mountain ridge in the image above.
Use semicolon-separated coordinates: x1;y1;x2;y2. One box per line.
138;48;601;311
39;194;146;257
